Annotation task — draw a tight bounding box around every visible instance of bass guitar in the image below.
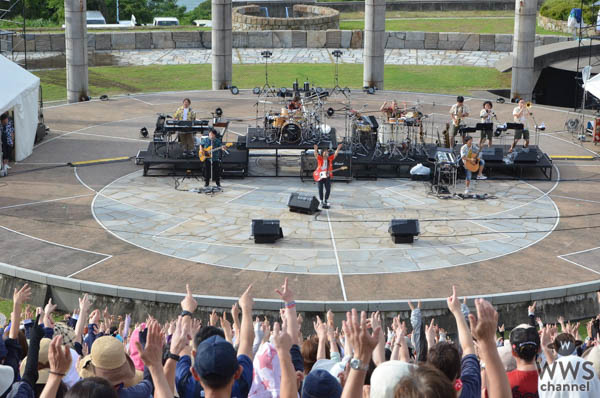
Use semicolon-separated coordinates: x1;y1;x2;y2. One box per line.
313;166;348;182
199;143;233;162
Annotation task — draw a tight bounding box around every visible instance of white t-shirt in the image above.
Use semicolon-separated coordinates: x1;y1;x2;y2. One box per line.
460;143;479;160
513;106;526;125
480;109;493;123
321;157;328;171
183;108;189;120
450;103;470;117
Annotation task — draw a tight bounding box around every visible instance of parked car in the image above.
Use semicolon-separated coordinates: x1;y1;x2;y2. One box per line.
193;19;212;27
152;17;180;26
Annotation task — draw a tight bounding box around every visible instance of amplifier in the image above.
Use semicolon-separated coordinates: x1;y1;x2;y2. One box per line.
252;219;283;244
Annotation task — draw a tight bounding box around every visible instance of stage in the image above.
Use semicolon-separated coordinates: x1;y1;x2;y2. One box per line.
1;89;599;310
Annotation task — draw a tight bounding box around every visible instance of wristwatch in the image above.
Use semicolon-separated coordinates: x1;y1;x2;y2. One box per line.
180;310;193;318
350;358;369;372
167;352;181;362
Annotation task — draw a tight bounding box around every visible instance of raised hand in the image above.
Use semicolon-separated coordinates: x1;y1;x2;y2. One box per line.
498;324;505;333
239;284;254;312
447;286;461;314
272;321;292;353
314;315;327;341
48;335;72;375
170;316;191;355
181;284;198;313
327;309;335;327
136;320;164;369
275;277;294;303
368;311;381;331
347;309;381;362
89;309;101;325
469;298;498;344
231;303;240;321
528;301;536;314
209;310;219;327
425;318;437;345
13;284;32;306
44;298;57;317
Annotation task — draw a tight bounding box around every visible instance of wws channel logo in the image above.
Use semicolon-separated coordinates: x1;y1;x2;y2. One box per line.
537;358;596;393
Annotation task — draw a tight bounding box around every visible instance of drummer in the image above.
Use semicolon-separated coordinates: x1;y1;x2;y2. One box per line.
288;95;302;111
380;100;400;119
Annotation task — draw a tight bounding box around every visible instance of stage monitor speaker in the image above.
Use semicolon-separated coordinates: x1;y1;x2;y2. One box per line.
481;147;503;162
288;193;320;215
252;219;283;244
389;219;420;244
514;150;539;163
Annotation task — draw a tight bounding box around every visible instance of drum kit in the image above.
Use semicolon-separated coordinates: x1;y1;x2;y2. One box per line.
348;105;429;161
257;94;332;146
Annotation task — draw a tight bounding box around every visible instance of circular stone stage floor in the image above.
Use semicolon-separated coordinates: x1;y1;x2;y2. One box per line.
1;89;600;305
95;173;557;275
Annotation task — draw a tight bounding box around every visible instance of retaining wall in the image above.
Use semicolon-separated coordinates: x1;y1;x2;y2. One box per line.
1;264;599;336
538;16;572;35
13;31;570;53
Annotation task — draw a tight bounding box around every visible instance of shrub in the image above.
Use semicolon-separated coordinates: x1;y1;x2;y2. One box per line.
539;0;596;24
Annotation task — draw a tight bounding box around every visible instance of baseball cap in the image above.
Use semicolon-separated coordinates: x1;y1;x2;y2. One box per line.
370;360;414;398
0;365;14;395
310;356;350;383
302;369;342;398
194;335;238;380
509;324;540;351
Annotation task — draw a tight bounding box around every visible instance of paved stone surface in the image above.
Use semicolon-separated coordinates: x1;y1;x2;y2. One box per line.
20;48;508;68
94;173;557;274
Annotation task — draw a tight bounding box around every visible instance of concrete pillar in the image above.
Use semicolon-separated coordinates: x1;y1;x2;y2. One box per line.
363;0;385;90
212;0;232;90
511;0;536;101
64;0;89;103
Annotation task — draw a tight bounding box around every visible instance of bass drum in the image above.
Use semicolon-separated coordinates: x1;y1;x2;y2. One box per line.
281;122;301;144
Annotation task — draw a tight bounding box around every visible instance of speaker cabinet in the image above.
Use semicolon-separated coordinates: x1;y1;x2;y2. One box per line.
288;193;320;215
389;219;420;244
252;219;283;244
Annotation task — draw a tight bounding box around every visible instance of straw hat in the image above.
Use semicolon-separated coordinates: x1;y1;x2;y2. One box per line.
77;336;142;387
19;338;51;384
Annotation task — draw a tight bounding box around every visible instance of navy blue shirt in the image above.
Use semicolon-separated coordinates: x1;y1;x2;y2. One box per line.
459;354;481;398
176;354;253;398
200;136;223;161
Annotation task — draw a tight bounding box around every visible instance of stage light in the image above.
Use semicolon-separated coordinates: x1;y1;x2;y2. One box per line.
140;127;148;138
332;50;343;58
496;97;505;104
229;86;239;95
100;95;109;101
327;107;335;117
364;86;375;95
253;87;261;95
215;107;223;117
261;50;273;58
281;87;287;94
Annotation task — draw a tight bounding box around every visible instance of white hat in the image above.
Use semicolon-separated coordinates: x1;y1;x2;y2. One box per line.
0;364;15;395
370;360;414;398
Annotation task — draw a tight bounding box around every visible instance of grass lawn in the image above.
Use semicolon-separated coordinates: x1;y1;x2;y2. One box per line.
339;10;515;19
34;64;511;102
0;298;64;324
339;19;568;35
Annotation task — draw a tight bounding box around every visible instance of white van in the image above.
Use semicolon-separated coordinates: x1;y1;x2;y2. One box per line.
152;17;180;26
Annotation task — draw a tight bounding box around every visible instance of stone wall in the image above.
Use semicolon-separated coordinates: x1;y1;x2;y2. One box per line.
15;30;570;53
538;15;572;34
232;4;339;31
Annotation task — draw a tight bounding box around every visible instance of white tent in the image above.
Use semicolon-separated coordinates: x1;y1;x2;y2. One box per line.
0;55;40;161
584;72;600;102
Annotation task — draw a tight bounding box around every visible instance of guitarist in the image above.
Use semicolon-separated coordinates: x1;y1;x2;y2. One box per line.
460;135;487;195
200;129;225;188
313;143;343;209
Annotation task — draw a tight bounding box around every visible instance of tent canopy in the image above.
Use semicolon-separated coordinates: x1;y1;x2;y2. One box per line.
584;72;600;100
0;55;40;161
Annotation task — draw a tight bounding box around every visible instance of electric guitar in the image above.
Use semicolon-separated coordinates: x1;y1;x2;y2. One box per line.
313;166;348;182
463;147;481;173
199;143;233;162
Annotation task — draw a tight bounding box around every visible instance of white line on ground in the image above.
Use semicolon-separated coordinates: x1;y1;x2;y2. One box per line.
557;256;600;276
130;97;154;106
0;194;94;210
550;195;600;204
68;131;149;143
67;256;113;278
153;219;191;238
540;133;600;157
326;209;347;301
74;167;97;193
559;245;600;257
468;220;511;239
225;187;258;204
385;185;426;205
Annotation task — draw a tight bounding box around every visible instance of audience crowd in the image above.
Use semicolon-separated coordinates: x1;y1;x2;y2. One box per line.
1;279;600;398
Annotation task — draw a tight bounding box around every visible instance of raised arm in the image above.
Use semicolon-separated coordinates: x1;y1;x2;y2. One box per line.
137;320;172;398
333;143;343;159
369;311;385;366
273;321;297;398
314;315;328;360
10;284;31;340
313;144;319;159
447;286;475;357
74;294;92;345
469;299;511;398
275;277;299;345
237;284;255;359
